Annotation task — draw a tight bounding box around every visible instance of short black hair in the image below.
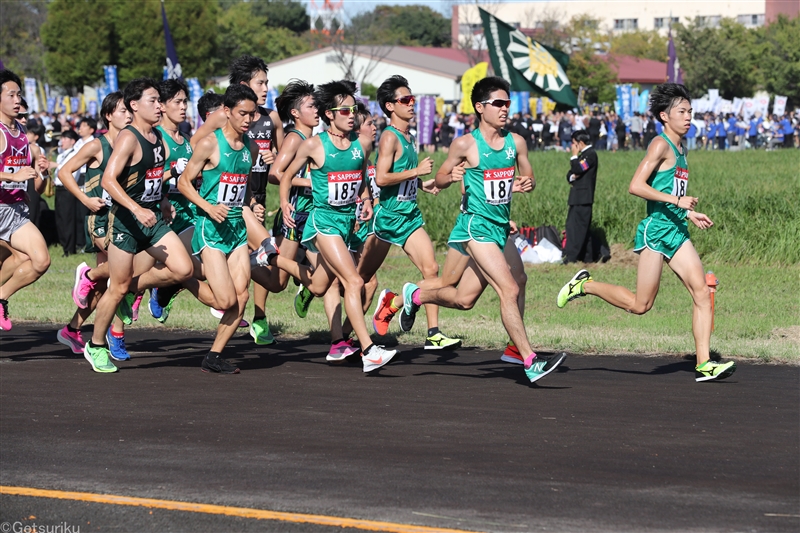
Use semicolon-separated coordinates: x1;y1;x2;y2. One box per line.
471;76;510;123
0;69;22;95
377;75;409;117
223;84;258;110
314;80;356;125
229;55;269;86
61;129;80;141
100;91;124;125
197;91;224;120
275;79;315;123
19;96;28;110
123;77;160;112
353;101;371;130
649;83;691;125
27;121;45;140
571;130;590;144
158;78;189;104
78;117;97;133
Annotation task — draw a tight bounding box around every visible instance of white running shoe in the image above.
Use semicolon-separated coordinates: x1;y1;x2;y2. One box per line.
362;345;397;373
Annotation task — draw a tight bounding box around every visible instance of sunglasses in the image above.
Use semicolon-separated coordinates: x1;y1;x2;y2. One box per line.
392;95;416;106
480;99;512;109
18;113;29;119
330;105;357;116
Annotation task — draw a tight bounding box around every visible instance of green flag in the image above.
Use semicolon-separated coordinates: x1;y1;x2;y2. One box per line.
479;8;578;108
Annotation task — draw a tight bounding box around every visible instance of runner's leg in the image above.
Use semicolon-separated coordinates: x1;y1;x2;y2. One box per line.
665;241;712;364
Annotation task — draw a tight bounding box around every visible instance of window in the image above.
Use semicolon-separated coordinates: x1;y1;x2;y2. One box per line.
698;16;721;28
655;17;664;29
737;14;765;26
614;18;638;30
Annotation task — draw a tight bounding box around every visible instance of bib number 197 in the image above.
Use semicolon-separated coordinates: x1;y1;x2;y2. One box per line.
217;172;248;207
483;167;514;205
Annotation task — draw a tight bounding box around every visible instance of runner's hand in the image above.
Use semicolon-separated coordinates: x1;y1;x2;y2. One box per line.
360;199;373;221
509;220;519;235
206;203;229;223
514;176;534;193
36;155;49;174
7;166;36;182
421;179;439;195
133;206;157;228
174;158;188;176
450;162;466;183
415;157;433;177
281;201;296;229
259;150;275;166
84;196;107;213
676;195;698;210
688;211;713;229
160;198;175;224
252;203;265;223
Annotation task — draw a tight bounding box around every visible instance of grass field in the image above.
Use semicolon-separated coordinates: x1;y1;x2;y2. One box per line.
10;149;800;363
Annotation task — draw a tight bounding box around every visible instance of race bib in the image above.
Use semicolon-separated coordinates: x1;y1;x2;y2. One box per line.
671;166;688;198
140;167;164;202
168;161;180;194
367;166;380;199
102;188;112;207
1;155;28;190
483;167;514;205
354;196;364;221
217;172;248;207
301;164;312;196
397;178;418;202
253;139;272;171
327;170;361;206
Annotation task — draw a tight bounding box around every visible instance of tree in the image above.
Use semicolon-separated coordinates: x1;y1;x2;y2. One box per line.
348;5;450;47
252;0;310;35
674;17;758;99
1;0;49;81
610;30;668;62
561;15;617;104
754;15;800;107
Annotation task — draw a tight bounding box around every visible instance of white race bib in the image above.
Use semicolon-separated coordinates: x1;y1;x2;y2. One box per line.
367;166;380;198
327;170;361;206
140;167;164;202
217;172;248;207
671;167;688;198
102;188;113;207
483;167;514;205
397;178;418;202
1;155;28;190
253;139;272;172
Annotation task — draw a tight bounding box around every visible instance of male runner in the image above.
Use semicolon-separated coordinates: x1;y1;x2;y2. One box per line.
385;77;565;383
0;69;50;330
178;84;259;374
280;80;396;372
83;78;193;373
556;83;737;383
362;76;459;350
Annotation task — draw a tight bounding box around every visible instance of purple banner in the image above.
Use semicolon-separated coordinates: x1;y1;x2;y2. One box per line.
417;95;436;146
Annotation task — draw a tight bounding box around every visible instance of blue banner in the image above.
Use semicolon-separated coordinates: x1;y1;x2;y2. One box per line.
417;95;436;146
186;77;202;127
638;89;650;114
617;84;632;124
103;66;118;92
509;92;522;115
88;100;98;117
97;85;110;105
46;97;56;114
266;88;279;110
70;97;81;112
161;3;183;80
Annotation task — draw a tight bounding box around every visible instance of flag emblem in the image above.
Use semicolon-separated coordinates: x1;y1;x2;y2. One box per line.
507;34;571;93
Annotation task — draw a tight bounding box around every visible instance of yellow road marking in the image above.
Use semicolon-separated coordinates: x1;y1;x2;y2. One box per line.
0;486;481;533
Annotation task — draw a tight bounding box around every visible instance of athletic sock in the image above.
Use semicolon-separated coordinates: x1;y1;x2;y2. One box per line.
84;270;94;282
0;298;8;306
523;353;536;369
389;296;401;311
206;351;221;359
363;344;375;355
411;289;422;306
89;340;106;349
67;324;80;333
427;327;439;337
110;326;124;339
331;338;344;345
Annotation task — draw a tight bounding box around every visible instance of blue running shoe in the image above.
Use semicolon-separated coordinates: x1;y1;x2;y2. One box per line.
106;328;131;361
148;288;164;321
399;282;420;332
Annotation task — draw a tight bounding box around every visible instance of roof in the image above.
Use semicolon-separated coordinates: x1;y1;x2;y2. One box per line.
607;55;667;84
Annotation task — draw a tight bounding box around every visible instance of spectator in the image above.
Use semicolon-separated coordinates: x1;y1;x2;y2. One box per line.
629;112;643;149
563;130;598;264
53;129;81;256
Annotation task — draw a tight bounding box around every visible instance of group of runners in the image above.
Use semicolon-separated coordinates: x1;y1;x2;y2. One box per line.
0;58;737;383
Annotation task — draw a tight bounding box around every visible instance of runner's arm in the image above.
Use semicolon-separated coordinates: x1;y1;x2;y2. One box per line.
434;136;471;189
280;136;318;227
270;109;284;153
513;133;534;193
58;139;105;211
375;132;427;187
101;130;141;213
178;134;219;217
191;108;226;148
629;136;697;210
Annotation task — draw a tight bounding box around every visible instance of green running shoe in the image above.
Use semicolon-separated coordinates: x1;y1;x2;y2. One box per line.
83;343;118;373
695;360;737;382
250;317;275;345
158;287;184;323
524;354;564;383
115;292;136;325
294;285;314;318
425;331;462;350
557;269;592;308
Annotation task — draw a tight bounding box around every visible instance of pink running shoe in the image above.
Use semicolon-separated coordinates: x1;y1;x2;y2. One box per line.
72;262;96;309
0;300;11;331
209;308;250;328
326;338;360;362
131;293;144;322
57;326;85;354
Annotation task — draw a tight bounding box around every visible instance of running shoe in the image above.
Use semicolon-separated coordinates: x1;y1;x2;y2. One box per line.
372;289;397;336
557;269;592;308
57;326;85;354
72;262;95;309
155;286;184;323
540;352;568;372
249;317;275;345
0;300;11;331
425;331;462;350
148;288;164;320
500;342;523;364
131;292;144;322
294;285;314;318
695;360;737;382
83;343;117;373
106;328;131;361
524;353;565;383
326;338;360;362
116;292;136;325
210;308;249;328
399;282;420;332
201;353;240;374
362;344;397;373
250;241;279;268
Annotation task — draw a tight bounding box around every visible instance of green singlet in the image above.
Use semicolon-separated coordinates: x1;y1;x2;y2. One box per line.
83;135;113;252
157;125;196;235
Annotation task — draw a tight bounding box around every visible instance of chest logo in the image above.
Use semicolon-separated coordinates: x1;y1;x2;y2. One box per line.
242;150;250;163
351;148;362;160
224;151;233;158
153;146;164;164
505;147;515;160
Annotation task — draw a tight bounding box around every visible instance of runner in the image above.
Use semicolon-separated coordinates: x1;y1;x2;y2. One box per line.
82;77;194;373
360;75;460;350
56;92;157;360
178;84;259;374
384;76;565;383
556;83;737;383
0;69;50;331
279;80;396;372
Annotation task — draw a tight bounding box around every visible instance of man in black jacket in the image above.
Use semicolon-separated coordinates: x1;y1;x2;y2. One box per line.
564;130;598;263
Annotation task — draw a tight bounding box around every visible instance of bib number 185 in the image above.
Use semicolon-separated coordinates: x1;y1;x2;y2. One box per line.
327;170;361;206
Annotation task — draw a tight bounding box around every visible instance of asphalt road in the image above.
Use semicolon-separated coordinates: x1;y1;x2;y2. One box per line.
1;323;798;533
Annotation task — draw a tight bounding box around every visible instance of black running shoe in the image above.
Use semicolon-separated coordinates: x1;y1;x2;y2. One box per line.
201;353;240;374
